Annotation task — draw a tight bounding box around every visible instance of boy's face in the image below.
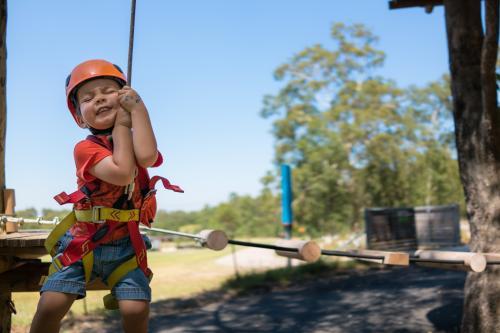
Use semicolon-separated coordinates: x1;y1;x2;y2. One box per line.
75;78;121;130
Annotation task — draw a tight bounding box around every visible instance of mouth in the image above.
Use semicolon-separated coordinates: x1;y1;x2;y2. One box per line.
96;106;112;115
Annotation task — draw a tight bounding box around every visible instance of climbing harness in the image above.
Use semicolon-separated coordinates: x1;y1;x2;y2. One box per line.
42;134;183;310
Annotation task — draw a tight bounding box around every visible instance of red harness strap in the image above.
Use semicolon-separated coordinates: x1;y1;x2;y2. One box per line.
127;220;151;276
54;182;99;205
57;221;122;267
149;176;184;193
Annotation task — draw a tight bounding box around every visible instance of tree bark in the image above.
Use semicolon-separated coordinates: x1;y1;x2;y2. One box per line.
0;0;6;213
443;0;500;332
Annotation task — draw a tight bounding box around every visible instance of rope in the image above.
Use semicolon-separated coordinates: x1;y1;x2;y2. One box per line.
127;0;137;85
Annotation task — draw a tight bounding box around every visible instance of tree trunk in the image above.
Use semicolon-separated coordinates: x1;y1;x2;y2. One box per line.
443;0;500;332
0;0;6;213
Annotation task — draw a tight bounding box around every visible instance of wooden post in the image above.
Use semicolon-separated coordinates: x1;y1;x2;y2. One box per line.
0;291;11;333
0;0;6;215
3;190;16;234
0;1;10;329
2;190;13;216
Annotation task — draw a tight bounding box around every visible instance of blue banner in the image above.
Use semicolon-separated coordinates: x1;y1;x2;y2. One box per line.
281;164;293;225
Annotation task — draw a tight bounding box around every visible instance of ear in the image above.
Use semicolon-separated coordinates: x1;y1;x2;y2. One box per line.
75;114;88;128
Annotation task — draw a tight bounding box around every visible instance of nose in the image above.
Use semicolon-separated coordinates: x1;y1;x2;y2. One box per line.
95;93;107;105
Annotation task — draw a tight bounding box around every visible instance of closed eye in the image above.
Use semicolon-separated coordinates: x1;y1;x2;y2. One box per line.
80;95;93;103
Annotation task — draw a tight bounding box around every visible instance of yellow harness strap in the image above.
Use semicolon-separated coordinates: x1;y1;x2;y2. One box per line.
107;256;139;289
44;211;77;256
75;208;140;223
82;252;94;283
102;255;153;310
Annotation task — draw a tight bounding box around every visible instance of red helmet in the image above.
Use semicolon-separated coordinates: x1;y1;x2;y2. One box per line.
65;59;127;125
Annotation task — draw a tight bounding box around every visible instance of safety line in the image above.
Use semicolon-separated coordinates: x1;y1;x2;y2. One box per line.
127;0;137;85
2;215;500;266
228;239;299;253
321;249;385;260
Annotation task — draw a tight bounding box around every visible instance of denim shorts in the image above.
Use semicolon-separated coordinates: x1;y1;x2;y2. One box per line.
41;230;152;301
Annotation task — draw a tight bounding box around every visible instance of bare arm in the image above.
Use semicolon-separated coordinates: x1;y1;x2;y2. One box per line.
118;86;158;168
89;109;136;186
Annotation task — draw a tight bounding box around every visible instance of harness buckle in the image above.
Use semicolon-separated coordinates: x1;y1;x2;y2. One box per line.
92;206;106;224
52;253;69;273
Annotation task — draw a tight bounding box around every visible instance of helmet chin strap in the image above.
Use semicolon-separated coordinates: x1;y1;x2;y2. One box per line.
88;126;113;136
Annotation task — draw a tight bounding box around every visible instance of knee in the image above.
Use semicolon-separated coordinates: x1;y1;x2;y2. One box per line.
34;292;75;321
120;299;149;321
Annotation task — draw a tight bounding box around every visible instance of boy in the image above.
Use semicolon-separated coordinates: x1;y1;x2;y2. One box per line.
30;59;178;333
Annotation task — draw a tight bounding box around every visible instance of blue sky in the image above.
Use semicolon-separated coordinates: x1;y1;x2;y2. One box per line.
5;1;449;213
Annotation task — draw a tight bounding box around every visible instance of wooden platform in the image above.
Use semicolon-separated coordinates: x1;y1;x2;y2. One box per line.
0;231;48;259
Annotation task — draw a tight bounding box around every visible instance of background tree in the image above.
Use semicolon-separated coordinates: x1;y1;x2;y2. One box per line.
261;23;463;235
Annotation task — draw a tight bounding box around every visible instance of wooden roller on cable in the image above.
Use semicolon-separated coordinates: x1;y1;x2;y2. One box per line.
139;226;228;251
275;239;321;263
414;250;487;272
196;229;228;251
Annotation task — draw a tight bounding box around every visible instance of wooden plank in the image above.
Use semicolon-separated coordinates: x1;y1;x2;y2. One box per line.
355;249;410;266
0;257;13;274
0;232;48;248
0;232;48;239
0;247;47;259
0;261;49;292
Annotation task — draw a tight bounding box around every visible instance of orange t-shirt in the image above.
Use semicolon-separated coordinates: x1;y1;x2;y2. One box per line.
70;135;163;237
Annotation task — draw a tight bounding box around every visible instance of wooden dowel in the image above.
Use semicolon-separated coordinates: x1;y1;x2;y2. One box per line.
414;250;487;272
3;189;17;233
354;249;410;266
275;240;321;263
484;253;500;263
196;229;228;251
4;222;17;234
3;189;14;215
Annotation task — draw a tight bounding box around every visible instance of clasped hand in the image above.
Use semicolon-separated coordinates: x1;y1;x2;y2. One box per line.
114;86;144;128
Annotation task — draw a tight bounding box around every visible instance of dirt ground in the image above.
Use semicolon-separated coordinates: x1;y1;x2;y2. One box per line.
59;265;466;333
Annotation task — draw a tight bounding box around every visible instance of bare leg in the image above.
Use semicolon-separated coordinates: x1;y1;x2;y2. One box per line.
30;291;77;333
119;299;150;333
